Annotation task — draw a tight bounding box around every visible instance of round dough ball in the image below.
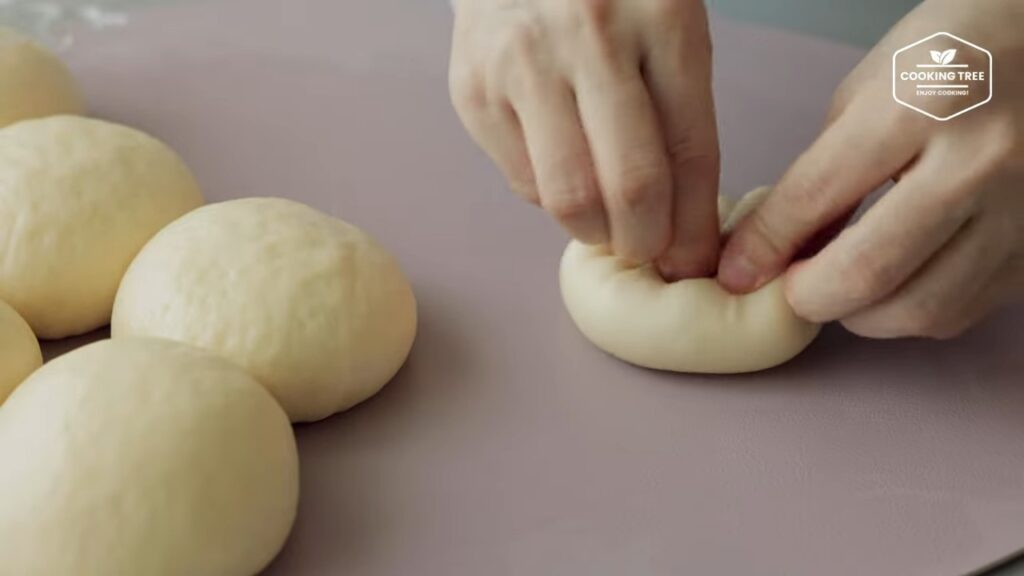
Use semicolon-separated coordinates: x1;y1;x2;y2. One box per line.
560;187;821;374
0;27;84;128
0;115;204;339
112;197;418;423
0;298;41;404
0;338;299;576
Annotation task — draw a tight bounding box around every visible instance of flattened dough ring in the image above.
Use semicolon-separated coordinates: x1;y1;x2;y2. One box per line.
560;187;821;374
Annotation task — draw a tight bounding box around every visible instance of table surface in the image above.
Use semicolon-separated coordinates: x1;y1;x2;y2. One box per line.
19;0;1024;574
0;0;921;47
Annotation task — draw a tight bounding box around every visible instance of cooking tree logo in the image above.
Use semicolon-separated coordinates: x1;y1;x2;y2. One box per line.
930;48;958;66
892;32;992;121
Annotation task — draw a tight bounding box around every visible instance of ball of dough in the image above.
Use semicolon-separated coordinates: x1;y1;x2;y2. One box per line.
0;298;41;404
0;115;204;339
0;27;84;128
112;197;418;423
560;187;821;374
0;338;299;576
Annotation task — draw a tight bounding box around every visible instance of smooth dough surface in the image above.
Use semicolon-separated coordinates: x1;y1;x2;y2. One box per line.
0;115;204;338
0;27;84;128
560;187;821;374
0;338;299;576
112;197;418;423
0;298;41;404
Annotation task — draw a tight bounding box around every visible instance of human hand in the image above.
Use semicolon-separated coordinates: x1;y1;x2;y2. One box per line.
718;0;1024;339
449;0;721;279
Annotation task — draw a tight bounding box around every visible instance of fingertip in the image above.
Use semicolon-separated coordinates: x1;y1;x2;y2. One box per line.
656;251;717;283
716;248;763;294
782;259;816;319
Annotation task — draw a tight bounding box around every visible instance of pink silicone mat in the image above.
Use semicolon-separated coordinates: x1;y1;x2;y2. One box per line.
47;1;1024;574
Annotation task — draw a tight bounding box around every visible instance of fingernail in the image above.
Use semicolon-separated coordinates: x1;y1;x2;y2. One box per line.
718;253;761;293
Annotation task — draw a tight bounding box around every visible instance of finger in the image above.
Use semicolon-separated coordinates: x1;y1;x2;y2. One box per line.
449;60;540;204
513;78;609;245
784;135;1002;323
839;215;1008;339
457;100;539;203
641;10;722;280
794;207;857;262
574;64;672;263
718;100;929;293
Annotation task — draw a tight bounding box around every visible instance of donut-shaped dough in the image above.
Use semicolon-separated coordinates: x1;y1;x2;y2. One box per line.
0;298;41;404
0;27;84;128
112;197;418;423
0;115;204;339
0;338;299;576
560;187;820;374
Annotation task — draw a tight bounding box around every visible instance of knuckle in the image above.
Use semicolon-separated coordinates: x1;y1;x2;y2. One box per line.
543;185;602;222
743;207;789;262
612;164;670;211
507;177;540;204
449;72;488;114
778;167;837;228
576;0;614;30
898;299;947;339
666;133;719;167
840;249;901;305
880;99;932;136
508;25;539;59
494;21;543;72
560;0;624;68
643;0;708;44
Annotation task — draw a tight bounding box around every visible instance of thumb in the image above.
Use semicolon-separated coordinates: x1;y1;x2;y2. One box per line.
717;106;923;293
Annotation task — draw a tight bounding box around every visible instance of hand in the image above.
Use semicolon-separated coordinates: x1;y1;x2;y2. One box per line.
718;0;1024;339
449;0;721;279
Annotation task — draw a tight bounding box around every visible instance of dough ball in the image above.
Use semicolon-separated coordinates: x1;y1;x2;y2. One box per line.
0;27;84;128
0;338;299;576
112;197;418;423
0;115;204;339
560;187;820;374
0;298;41;404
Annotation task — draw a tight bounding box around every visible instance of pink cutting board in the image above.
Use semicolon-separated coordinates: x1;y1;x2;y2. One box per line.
49;1;1024;574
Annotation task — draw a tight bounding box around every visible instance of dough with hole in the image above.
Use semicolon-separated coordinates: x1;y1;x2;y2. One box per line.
560;187;821;373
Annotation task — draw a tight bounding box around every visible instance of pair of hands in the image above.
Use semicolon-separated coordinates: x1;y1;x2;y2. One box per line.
450;0;1023;339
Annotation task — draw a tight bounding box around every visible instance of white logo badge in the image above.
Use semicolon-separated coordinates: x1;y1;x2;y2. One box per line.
892;32;992;121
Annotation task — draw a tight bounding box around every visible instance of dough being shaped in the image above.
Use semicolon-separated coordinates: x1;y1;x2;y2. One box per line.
0;298;41;404
560;187;820;374
112;197;418;423
0;27;84;128
0;338;299;576
0;116;204;339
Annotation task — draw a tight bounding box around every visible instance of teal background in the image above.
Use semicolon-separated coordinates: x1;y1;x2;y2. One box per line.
708;0;920;46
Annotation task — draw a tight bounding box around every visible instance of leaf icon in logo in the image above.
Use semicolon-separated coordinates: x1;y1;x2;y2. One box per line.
930;50;944;64
941;48;957;65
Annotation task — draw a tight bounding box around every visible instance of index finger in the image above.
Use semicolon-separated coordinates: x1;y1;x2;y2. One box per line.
717;102;929;293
